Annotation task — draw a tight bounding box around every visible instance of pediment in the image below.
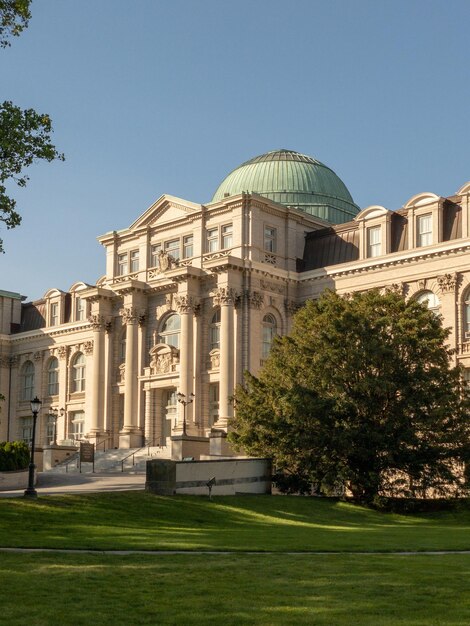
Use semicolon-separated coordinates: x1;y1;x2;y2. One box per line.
404;192;440;209
355;205;390;221
129;194;201;230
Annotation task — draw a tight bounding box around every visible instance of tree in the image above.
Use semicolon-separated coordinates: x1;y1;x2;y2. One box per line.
230;289;470;503
0;1;64;252
0;0;31;48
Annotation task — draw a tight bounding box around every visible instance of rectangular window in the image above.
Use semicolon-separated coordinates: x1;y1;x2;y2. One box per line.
70;411;85;441
50;303;59;326
367;226;381;258
21;417;33;443
118;253;128;276
417;214;432;247
76;297;85;321
183;235;193;258
222;224;233;249
130;249;139;272
151;244;162;267
207;228;219;252
165;239;180;261
264;226;277;253
209;383;219;427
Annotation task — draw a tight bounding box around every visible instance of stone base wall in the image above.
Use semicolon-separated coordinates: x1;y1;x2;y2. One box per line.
0;468;34;491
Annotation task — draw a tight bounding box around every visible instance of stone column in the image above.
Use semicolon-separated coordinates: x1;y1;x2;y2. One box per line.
213;287;237;429
119;306;145;447
175;295;195;434
87;314;106;440
437;273;459;354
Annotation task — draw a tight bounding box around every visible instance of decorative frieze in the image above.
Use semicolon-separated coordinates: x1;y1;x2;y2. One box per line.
260;279;285;294
437;273;458;294
149;344;179;375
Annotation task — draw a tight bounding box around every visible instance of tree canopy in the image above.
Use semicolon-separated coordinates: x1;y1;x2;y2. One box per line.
230;289;470;503
0;0;64;252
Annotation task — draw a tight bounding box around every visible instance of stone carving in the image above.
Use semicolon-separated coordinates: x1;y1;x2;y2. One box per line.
88;314;105;331
260;279;285;294
118;363;125;383
174;294;196;314
57;346;68;360
83;341;94;355
418;279;427;291
0;355;10;368
209;349;220;370
149;344;179;375
120;306;146;325
248;291;264;309
263;253;276;266
437;273;458;294
212;287;237;306
158;250;178;272
285;299;300;314
33;351;43;362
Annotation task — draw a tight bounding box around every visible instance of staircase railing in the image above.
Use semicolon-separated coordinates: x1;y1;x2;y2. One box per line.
63;451;80;473
120;437;165;472
95;436;115;453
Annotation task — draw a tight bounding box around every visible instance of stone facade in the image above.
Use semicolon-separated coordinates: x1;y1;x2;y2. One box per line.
1;179;470;452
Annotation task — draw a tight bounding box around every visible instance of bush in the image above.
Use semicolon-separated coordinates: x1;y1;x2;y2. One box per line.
0;441;30;471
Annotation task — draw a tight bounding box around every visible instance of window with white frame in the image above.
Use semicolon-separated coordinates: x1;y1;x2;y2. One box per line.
75;296;86;321
367;226;381;258
21;417;33;443
46;413;56;444
165;239;180;261
417;214;432;247
50;302;59;326
151;243;162;267
209;383;219;427
130;249;139;273
117;253;128;276
222;224;233;249
69;411;85;441
207;228;219;252
210;309;221;350
264;226;277;253
183;235;193;258
47;357;59;396
158;314;181;348
262;314;277;359
72;353;86;392
21;361;34;401
415;291;440;316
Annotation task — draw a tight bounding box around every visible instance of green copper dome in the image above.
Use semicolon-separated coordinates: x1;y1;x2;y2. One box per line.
211;149;359;224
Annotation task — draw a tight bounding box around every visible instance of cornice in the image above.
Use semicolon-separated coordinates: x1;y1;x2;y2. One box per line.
7;321;93;344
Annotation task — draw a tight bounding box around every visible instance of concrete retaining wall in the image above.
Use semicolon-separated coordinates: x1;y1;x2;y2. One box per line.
0;468;33;491
146;457;272;496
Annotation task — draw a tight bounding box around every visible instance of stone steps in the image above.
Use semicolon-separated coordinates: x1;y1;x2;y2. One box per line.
47;445;170;474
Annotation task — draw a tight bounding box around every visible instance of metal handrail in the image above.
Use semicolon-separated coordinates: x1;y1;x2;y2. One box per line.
95;436;115;453
120;437;165;472
63;451;79;473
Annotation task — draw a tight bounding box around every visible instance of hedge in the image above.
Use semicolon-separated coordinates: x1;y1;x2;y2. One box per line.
0;441;30;471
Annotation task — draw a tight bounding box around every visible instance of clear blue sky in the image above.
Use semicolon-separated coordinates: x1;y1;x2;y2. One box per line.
2;0;470;301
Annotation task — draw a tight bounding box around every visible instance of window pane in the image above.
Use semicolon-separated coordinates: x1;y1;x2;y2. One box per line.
222;224;233;249
367;226;381;258
47;358;59;396
118;253;128;275
51;303;59;326
264;226;277;253
151;244;162;267
417;214;432;247
183;235;193;258
207;228;219;252
130;250;139;272
165;240;180;261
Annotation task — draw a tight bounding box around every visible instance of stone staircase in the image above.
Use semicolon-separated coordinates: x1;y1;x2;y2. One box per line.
46;445;170;474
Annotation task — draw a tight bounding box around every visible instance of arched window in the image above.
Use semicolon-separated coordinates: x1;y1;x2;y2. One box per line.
415;291;440;315
463;292;470;340
72;353;86;392
210;309;221;350
158;314;181;348
47;357;59;396
262;314;277;359
21;361;35;401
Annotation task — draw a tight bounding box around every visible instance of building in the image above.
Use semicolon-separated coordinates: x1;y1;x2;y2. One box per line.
1;149;469;457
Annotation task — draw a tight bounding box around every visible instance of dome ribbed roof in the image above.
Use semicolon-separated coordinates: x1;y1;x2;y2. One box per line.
211;149;359;224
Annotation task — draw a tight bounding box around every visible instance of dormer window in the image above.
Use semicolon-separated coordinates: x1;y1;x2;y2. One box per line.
76;297;86;321
417;214;432;247
50;302;59;326
367;226;381;258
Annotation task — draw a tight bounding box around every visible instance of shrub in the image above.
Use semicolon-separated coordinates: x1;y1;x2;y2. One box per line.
0;441;30;471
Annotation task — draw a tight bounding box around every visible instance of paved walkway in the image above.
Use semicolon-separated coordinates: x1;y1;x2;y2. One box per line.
0;471;146;498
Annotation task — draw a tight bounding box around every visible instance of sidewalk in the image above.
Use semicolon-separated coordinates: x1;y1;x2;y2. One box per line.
0;471;146;498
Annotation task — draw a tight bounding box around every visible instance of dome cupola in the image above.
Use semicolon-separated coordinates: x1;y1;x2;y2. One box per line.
211;149;359;224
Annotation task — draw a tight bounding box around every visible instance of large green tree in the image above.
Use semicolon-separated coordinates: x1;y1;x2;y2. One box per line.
230;289;470;503
0;0;64;252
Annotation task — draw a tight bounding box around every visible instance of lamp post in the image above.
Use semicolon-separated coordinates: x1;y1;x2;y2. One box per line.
49;407;65;446
176;392;194;436
24;396;42;498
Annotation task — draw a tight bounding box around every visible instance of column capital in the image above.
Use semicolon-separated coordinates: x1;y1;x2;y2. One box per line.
212;287;238;306
88;314;106;331
174;294;199;314
119;306;146;325
437;272;459;294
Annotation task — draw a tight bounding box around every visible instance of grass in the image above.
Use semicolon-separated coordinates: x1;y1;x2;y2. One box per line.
1;552;470;625
2;493;470;624
0;492;470;552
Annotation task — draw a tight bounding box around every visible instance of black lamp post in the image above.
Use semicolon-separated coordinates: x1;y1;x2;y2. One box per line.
24;396;42;498
49;407;65;446
177;392;194;436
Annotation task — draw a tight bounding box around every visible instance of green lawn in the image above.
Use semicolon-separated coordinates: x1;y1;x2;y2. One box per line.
2;493;470;625
0;492;470;552
1;552;469;625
